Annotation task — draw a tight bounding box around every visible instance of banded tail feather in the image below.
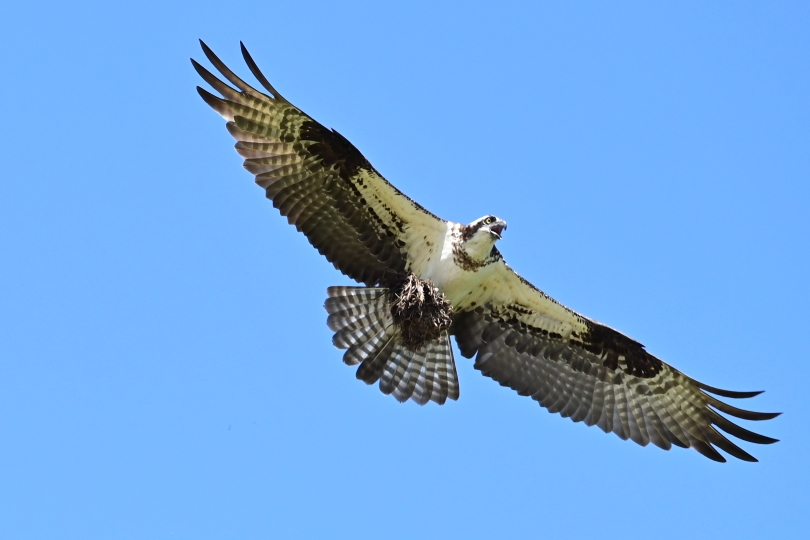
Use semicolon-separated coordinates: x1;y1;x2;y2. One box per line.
325;286;459;405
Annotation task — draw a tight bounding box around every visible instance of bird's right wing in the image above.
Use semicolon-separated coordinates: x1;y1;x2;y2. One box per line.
452;260;780;462
193;41;448;286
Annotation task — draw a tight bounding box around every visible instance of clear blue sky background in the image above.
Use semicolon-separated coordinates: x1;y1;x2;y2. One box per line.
1;1;807;538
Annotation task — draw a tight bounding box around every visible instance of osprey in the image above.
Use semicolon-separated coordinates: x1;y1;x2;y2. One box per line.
193;41;779;462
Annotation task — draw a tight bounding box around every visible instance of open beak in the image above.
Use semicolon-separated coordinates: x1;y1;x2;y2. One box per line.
490;222;506;239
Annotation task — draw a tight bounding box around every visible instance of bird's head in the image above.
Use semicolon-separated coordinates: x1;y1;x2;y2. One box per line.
460;215;507;260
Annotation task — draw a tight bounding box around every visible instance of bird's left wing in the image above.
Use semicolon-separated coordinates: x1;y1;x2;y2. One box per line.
452;261;780;462
192;41;447;286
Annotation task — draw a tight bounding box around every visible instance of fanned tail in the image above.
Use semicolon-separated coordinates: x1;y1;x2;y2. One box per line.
325;286;459;405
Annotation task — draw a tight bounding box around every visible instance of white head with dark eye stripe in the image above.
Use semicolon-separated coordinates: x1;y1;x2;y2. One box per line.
460;215;508;260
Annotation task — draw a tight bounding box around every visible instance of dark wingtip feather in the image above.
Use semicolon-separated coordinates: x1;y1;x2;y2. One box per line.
199;39;217;64
196;86;232;118
692;439;727;463
704;393;782;421
197;40;259;95
708;410;780;445
192;58;243;101
718;443;758;462
695;381;764;399
240;41;287;103
721;444;759;462
190;57;205;73
196;86;219;104
705;426;760;462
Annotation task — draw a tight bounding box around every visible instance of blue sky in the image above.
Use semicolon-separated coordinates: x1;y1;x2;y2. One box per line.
1;1;808;538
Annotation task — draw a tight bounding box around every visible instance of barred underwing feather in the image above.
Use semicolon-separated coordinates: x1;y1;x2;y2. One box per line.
581;379;603;427
597;382;616;435
234;141;296;159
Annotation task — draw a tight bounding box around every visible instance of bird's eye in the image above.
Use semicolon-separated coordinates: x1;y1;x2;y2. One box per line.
485;217;494;224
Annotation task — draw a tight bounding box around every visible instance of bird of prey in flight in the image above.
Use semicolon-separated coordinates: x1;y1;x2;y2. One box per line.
192;41;779;462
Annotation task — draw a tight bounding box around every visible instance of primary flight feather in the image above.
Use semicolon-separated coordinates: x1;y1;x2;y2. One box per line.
193;41;779;462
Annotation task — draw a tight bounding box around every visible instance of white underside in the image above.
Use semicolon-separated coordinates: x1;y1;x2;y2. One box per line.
410;222;497;310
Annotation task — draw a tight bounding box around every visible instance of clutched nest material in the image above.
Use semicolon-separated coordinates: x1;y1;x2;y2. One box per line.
389;273;453;350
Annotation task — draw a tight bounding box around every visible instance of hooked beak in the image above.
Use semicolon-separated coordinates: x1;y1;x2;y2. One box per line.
490;221;506;239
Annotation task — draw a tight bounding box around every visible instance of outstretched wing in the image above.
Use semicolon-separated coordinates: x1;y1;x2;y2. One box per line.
193;41;447;286
452;261;780;462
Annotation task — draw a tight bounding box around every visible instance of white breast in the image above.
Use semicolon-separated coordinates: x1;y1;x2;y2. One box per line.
409;222;495;308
